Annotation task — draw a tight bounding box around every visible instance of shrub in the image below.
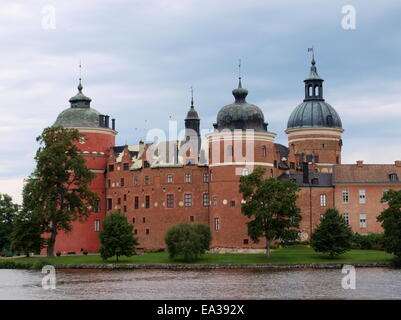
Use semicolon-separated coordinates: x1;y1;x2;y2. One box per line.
165;223;211;262
351;233;384;250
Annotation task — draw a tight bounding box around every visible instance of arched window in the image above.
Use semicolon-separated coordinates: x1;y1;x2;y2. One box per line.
262;146;267;157
308;85;313;97
314;86;319;96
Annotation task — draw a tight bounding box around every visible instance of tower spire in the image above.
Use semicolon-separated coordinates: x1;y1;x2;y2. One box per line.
78;60;83;92
238;58;242;88
190;85;194;108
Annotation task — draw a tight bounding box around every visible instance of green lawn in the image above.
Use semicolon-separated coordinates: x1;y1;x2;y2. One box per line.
1;246;394;266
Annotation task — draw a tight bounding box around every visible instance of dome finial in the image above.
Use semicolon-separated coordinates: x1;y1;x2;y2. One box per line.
190;85;194;108
77;61;83;92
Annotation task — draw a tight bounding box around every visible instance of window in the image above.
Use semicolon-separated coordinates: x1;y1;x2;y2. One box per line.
214;218;220;231
360;213;367;228
270;169;273;177
230;200;236;207
123;205;127;213
189;216;194;222
132;217;135;224
108;165;114;172
184;194;192;207
123;194;127;201
107;198;113;211
290;162;295;169
320;194;327;207
94;199;100;213
146;229;150;235
213;196;218;206
107;179;111;188
389;173;398;181
120;178;125;187
226;145;233;157
342;189;349;204
343;213;349;226
203;193;209;206
166;194;174;208
167;174;173;184
144;161;150;168
142;217;146;223
94;220;100;232
185;173;192;183
359;189;366;204
117;197;121;205
123;163;129;171
203;173;209;182
243;239;249;245
145;195;150;208
242;168;249;176
311;178;319;185
134;176;138;186
134;196;139;209
134;229;138;235
144;176;149;185
274;160;277;168
262;146;267;157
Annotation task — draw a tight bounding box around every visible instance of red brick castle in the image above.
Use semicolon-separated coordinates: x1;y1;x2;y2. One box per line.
50;58;401;253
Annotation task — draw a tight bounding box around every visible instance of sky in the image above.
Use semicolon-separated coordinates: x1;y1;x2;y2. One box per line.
1;0;401;204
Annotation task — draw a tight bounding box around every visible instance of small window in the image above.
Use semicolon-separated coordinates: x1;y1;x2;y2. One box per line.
382;189;389;203
123;205;127;213
243;239;249;245
342;189;349;204
117;197;121;205
142;217;146;223
314;155;319;163
134;229;138;235
167;174;173;184
144;176;150;185
262;146;267;158
359;189;366;204
311;178;319;185
389;173;398;182
146;229;150;235
320;194;327;207
120;178;125;187
230;200;236;207
166;194;174;208
134;196;139;209
123;163;129;171
213;196;218;206
360;213;367;228
184;194;192;207
132;217;135;224
107;198;113;211
108;165;114;172
145;195;150;208
94;220;100;232
144;161;150;168
189;216;194;222
214;218;220;231
242;168;249;176
123;194;127;201
134;176;139;186
203;173;209;182
185;173;192;183
94;199;100;213
203;193;209;206
343;213;349;226
107;179;111;188
274;160;277;168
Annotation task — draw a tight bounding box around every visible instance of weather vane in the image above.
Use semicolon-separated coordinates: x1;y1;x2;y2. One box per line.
308;46;315;61
238;58;242;78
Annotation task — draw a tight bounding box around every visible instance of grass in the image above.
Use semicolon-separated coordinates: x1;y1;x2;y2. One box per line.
0;246;395;267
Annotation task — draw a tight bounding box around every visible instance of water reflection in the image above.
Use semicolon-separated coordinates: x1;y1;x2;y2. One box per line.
0;268;400;300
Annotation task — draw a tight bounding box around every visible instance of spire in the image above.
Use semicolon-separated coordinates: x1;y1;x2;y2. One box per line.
232;60;248;103
185;85;199;120
304;48;324;101
190;85;194;108
69;62;92;108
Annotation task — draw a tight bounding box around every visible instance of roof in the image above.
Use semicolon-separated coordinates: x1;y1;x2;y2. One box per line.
287;100;342;130
333;164;401;184
278;173;333;187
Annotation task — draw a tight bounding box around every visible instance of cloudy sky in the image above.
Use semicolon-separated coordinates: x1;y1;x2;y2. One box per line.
1;0;401;203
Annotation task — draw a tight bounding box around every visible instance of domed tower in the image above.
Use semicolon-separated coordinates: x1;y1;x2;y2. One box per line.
207;77;276;250
52;79;117;253
184;89;201;159
285;57;343;173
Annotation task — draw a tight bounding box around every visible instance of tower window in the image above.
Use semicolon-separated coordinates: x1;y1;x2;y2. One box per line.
226;145;233;157
320;194;327;207
389;173;398;182
167;174;173;184
314;86;319;96
214;218;220;231
262;146;267;157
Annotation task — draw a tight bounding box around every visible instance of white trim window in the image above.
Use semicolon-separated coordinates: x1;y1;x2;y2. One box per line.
342;189;349;204
184;193;192;207
359;213;367;228
185;173;191;183
343;213;349;226
167;174;173;184
94;220;100;232
359;189;366;204
242;168;249;176
320;194;327;207
214;218;220;231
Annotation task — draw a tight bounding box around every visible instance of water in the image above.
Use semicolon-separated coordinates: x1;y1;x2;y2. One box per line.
0;268;401;299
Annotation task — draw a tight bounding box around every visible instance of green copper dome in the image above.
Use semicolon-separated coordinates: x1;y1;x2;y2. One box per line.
54;80;103;128
214;78;267;132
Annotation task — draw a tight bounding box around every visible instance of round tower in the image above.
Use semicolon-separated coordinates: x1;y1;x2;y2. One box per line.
207;77;276;250
52;79;117;253
285;57;343;173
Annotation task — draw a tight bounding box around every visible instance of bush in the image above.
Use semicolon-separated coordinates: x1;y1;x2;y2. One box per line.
165;223;211;262
351;233;384;250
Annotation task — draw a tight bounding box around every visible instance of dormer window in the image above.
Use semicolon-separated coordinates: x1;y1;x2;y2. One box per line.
389;173;398;182
311;178;319;185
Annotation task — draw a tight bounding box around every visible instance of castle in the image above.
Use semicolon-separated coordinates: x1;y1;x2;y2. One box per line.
50;57;401;253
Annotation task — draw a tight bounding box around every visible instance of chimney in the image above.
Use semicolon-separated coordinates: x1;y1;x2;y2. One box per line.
105;115;110;128
356;160;364;167
99;115;105;127
112;119;115;131
395;160;401;167
302;162;309;184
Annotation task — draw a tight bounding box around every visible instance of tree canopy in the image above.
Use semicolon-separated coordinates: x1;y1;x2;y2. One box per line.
239;167;301;256
0;194;19;255
99;211;138;262
311;208;353;258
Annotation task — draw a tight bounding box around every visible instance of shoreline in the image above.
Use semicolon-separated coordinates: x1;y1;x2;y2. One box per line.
51;262;393;270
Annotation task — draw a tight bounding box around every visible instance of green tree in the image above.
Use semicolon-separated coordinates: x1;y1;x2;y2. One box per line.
311;208;353;258
165;223;211;261
239;167;301;257
99;211;138;262
0;194;19;255
377;189;401;264
24;126;97;257
11;210;44;257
